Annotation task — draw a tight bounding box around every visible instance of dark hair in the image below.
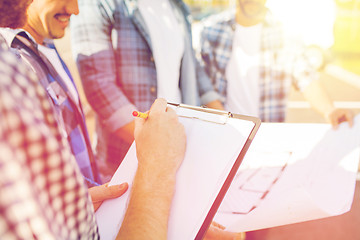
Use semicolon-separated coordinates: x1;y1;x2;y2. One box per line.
0;0;30;28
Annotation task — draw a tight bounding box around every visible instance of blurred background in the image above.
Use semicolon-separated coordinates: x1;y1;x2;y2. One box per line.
54;1;360;239
185;0;360;54
183;0;360;123
56;0;360;137
182;3;360;238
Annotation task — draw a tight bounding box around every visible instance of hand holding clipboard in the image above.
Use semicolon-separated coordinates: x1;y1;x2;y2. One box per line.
95;102;261;240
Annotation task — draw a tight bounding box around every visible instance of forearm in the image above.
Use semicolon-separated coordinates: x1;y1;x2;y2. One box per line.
117;99;186;239
117;166;176;240
302;78;355;128
302;79;334;118
77;54;134;124
72;1;135;129
114;120;135;145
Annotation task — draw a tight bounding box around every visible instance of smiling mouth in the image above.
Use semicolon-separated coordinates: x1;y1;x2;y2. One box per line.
55;14;71;23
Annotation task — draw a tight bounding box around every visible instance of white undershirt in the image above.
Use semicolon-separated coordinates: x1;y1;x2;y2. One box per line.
225;23;262;117
38;44;79;103
138;0;184;103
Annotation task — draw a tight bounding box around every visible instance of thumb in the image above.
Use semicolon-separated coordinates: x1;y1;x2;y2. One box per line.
134;116;145;139
89;182;129;211
134;110;149;139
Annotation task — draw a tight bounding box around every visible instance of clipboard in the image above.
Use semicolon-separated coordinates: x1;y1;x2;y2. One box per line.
95;103;261;240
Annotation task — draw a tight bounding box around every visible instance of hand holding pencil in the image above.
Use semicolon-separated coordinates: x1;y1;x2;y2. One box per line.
132;111;148;120
133;98;186;176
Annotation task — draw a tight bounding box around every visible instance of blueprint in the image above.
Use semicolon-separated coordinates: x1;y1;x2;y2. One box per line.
214;115;360;232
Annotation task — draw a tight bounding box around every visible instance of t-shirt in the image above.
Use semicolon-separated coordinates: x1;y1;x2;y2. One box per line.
225;23;262;117
139;0;184;103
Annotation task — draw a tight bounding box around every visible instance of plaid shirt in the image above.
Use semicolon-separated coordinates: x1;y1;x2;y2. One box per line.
0;29;100;186
71;0;220;164
0;39;99;239
200;10;318;122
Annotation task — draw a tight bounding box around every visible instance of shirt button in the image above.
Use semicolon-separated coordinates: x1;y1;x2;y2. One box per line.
150;86;156;93
150;56;154;62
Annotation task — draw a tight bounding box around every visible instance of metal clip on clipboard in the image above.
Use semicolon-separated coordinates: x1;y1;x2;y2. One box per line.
168;102;233;125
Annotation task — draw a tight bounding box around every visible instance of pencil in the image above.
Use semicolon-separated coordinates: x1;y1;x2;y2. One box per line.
132;111;148;119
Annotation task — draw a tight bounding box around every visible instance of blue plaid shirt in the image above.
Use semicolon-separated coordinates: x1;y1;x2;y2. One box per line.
200;10;318;122
71;0;220;164
0;28;100;186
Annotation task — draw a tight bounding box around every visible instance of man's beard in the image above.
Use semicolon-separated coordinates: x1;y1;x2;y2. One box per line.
238;0;267;19
0;0;30;28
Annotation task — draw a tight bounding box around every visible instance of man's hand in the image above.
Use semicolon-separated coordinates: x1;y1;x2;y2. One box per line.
204;222;246;240
89;182;129;211
302;79;354;130
134;98;186;178
205;99;225;110
117;99;186;239
326;108;354;129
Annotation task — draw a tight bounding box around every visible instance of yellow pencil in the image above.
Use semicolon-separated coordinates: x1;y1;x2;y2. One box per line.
132;111;148;119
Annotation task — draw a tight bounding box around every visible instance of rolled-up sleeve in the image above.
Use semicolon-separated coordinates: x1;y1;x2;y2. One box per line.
71;0;136;132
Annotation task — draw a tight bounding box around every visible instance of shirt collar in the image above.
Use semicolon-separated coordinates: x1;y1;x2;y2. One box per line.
124;0;139;16
0;28;38;49
43;38;55;48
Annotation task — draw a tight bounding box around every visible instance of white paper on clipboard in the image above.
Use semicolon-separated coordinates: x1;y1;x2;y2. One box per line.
94;103;260;240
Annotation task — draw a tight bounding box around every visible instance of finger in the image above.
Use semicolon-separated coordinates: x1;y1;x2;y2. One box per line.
235;232;246;240
105;183;129;198
91;182;129;212
165;105;177;115
165;106;179;121
211;221;225;230
134;110;151;138
134;117;145;138
90;182;128;203
345;111;354;127
329;115;338;130
149;98;167;115
204;225;237;240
